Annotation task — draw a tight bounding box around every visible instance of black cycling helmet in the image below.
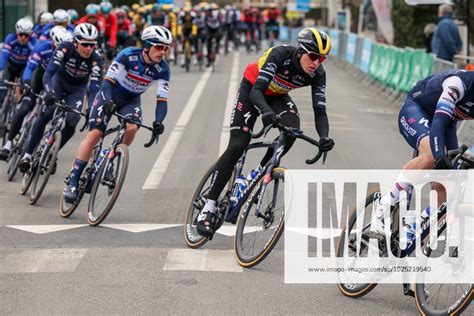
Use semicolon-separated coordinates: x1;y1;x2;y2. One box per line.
297;27;331;57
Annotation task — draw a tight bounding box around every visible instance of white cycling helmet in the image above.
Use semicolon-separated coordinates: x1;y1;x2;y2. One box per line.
53;9;70;23
50;26;73;46
141;25;173;47
74;23;98;42
40;12;54;24
15;18;34;34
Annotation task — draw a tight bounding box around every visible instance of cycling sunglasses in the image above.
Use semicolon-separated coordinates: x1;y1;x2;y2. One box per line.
78;41;96;48
17;33;30;38
301;46;326;63
151;44;169;52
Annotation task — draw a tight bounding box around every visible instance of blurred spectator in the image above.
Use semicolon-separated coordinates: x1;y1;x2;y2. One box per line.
424;23;436;53
431;4;462;61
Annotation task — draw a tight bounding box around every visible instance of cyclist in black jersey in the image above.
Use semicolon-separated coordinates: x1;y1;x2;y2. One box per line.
196;28;335;237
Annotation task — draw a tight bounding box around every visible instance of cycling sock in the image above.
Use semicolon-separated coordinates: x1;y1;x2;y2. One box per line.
202;199;217;214
22;153;32;160
382;182;412;206
69;159;87;187
3;140;12;151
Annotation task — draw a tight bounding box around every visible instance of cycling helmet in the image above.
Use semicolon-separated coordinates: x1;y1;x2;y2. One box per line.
53;9;70;23
100;1;113;14
151;4;161;13
67;9;78;22
85;4;100;15
74;23;98;42
15;18;34;34
141;25;173;47
50;26;73;46
131;3;140;12
121;5;131;14
40;12;54;24
115;8;126;18
297;27;331;57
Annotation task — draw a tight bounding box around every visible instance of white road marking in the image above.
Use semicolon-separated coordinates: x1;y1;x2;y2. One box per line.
0;248;87;273
219;52;240;155
5;224;87;234
101;223;181;233
215;224;264;237
143;67;213;190
162;248;243;272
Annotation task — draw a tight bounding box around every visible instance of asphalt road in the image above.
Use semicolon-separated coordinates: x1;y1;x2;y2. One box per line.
1;47;471;315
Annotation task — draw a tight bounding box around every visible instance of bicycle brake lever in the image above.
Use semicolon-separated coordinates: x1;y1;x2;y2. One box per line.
322;152;328;165
263;125;272;137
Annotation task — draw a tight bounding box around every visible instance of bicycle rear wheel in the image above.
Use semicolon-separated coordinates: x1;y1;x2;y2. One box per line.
29;131;61;205
59;170;89;218
7;126;30;181
234;168;285;268
87;144;129;226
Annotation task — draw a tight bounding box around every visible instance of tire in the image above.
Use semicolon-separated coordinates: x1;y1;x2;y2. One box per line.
29;131;61;205
415;283;472;315
87;144;129;226
183;164;215;249
59;175;87;219
234;168;285;268
414;224;473;315
7;125;30;182
20;167;34;195
336;187;380;298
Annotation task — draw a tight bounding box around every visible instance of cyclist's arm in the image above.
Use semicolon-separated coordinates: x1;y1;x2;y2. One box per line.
192;24;198;36
430;76;465;161
311;72;329;137
109;14;118;48
155;69;170;123
43;43;67;93
0;34;15;71
249;52;279;113
22;49;41;83
88;52;104;105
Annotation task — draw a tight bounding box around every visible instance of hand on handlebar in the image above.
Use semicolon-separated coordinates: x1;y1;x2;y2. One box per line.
319;137;335;152
152;121;165;135
102;100;116;117
44;92;56;107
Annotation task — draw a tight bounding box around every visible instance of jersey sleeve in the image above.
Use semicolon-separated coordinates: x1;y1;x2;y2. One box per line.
0;34;15;71
311;71;329;137
22;47;42;82
156;66;170;102
43;43;68;92
430;76;465;160
104;49;128;83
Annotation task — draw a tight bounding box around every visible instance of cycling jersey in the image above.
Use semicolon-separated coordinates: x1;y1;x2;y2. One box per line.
89;47;170;131
39;23;74;40
178;17;198;38
22;39;55;82
32;23;44;38
99;13;118;48
43;41;104;105
77;16;106;34
244;46;326;104
403;69;474;160
0;33;37;70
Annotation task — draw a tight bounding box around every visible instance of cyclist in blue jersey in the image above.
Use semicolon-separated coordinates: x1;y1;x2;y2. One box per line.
373;69;474;241
32;12;54;39
0;27;73;161
0;18;37;110
39;9;74;40
63;25;173;203
18;23;104;173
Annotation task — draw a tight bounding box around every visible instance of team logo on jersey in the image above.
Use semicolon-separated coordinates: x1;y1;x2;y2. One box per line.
129;56;138;61
447;86;460;102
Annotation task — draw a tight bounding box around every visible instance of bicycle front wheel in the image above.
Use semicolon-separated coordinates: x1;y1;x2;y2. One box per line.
87;144;129;226
234;167;285;268
415;229;473;315
29;131;61;205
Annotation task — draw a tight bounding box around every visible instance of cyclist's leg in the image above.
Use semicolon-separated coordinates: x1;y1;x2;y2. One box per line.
67;90;108;189
259;95;300;166
8;67;44;143
118;98;141;146
207;80;259;202
60;85;86;148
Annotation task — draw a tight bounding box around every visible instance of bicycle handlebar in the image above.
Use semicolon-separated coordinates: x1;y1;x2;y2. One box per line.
1;80;20;87
251;120;327;165
447;145;474;169
113;112;159;148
